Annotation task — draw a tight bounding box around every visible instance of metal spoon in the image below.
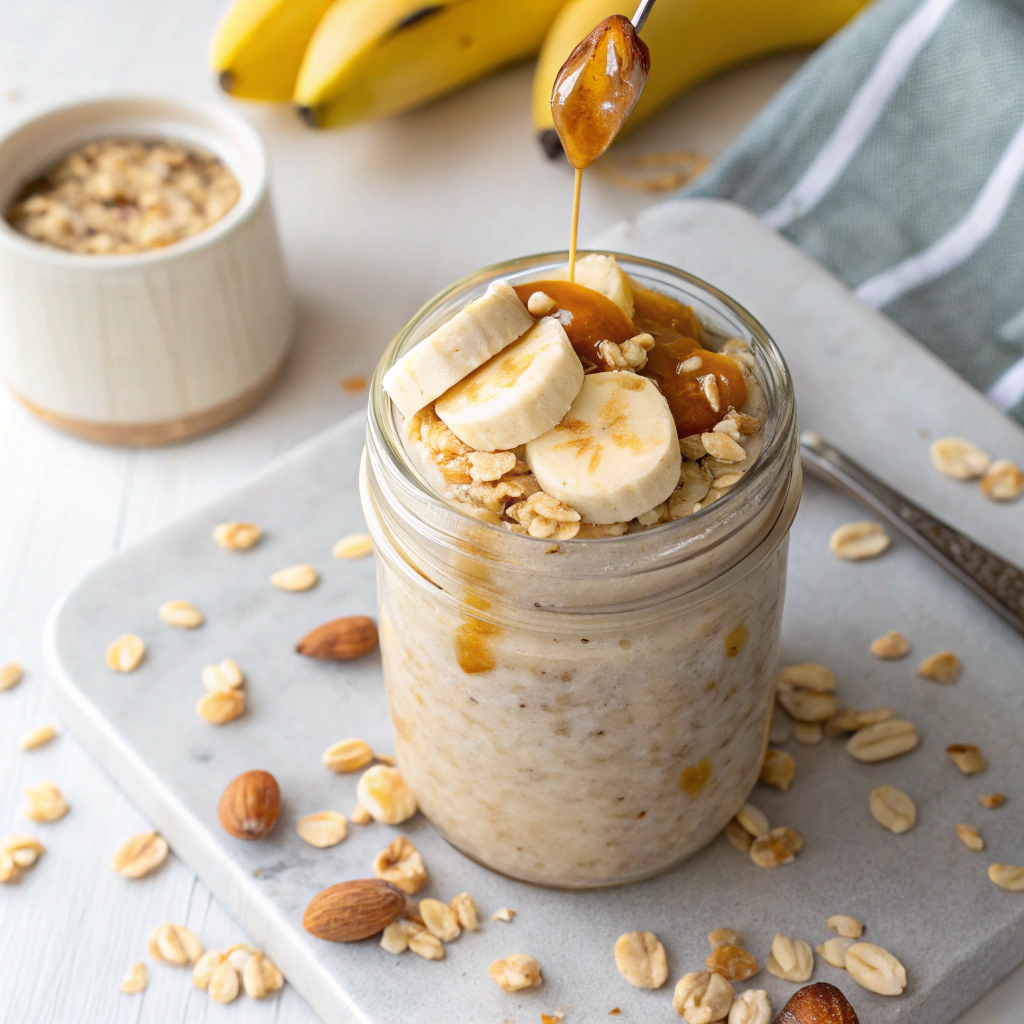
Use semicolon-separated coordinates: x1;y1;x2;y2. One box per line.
631;0;658;32
800;431;1024;638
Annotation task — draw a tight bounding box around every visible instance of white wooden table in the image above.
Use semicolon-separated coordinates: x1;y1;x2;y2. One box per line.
0;3;1020;1020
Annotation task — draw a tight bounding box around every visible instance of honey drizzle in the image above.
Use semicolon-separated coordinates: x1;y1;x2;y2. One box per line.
568;167;582;283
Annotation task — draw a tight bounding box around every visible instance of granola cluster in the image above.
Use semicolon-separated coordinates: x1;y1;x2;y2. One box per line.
6;138;241;255
405;336;763;539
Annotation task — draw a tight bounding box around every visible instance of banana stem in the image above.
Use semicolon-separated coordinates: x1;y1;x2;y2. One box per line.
568;167;582;283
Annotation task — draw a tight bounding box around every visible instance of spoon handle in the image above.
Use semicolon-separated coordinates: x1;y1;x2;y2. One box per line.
631;0;658;32
800;431;1024;638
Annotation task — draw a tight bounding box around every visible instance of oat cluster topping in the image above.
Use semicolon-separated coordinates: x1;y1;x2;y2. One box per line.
6;139;241;255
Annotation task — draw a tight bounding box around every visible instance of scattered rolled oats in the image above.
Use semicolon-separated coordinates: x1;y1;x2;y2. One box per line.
988;864;1024;892
201;658;244;692
242;952;283;998
19;724;57;750
158;600;204;629
507;490;581;540
225;943;257;971
793;722;824;745
322;737;374;773
736;803;769;838
196;687;245;725
270;564;319;592
450;892;479;931
727;989;771;1024
749;826;803;868
614;931;668;989
871;630;910;659
380;920;410;954
947;743;986;775
672;970;734;1023
209;959;240;1003
827;915;864;939
468;450;518;483
106;634;145;672
846;719;919;762
1;833;45;872
709;928;741;949
420;898;461;942
930;437;990;479
829;521;891;561
955;823;984;851
119;962;148;994
0;848;16;883
766;934;813;983
919;650;960;683
979;793;1007;809
22;781;68;822
845;942;907;995
824;707;895;737
350;804;373;825
407;921;445;960
0;661;23;691
193;950;225;989
758;749;795;791
700;432;746;463
332;533;374;559
112;830;169;878
357;765;417;824
527;290;557;316
725;820;754;851
981;459;1024;501
214;522;262;550
870;785;916;834
817;936;854;969
149;922;203;965
706;944;758;982
489;954;543;992
778;663;836;692
777;688;838;723
492;907;516;922
297;812;348;849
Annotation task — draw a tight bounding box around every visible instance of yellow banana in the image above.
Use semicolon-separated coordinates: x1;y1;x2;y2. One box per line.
532;0;872;156
210;0;337;101
295;0;567;129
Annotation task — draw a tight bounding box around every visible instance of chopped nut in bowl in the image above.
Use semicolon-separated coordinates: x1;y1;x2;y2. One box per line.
0;97;292;446
362;252;801;887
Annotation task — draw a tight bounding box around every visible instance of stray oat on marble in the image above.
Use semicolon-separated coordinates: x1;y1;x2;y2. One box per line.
106;634;145;672
845;942;907;995
749;827;803;869
919;650;960;683
450;892;479;931
149;922;203;965
766;934;813;983
159;599;204;629
615;931;669;988
214;522;262;550
373;836;427;894
816;937;854;969
706;944;758;982
19;724;57;750
492;907;516;922
323;737;374;773
297;812;348;849
870;630;910;659
270;564;319;591
119;962;148;994
673;970;734;1023
727;989;771;1024
988;864;1024;892
979;793;1007;809
736;803;769;838
793;722;824;745
981;459;1024;501
829;521;891;561
357;765;417;825
196;688;245;725
955;823;984;851
930;437;990;479
869;785;916;834
489;954;542;992
827;915;863;939
846;720;919;762
0;661;23;691
22;781;68;822
759;749;795;791
333;533;374;559
947;743;986;775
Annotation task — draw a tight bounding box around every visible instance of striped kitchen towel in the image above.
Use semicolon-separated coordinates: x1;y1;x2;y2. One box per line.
683;0;1024;425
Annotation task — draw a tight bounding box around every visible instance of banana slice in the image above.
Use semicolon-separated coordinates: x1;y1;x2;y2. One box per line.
436;317;583;452
525;372;680;524
383;280;534;418
546;254;634;317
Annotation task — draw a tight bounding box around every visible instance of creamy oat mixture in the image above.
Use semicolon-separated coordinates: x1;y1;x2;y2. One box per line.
5;139;240;254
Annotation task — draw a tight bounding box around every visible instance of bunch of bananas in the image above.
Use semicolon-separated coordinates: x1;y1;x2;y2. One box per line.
211;0;870;147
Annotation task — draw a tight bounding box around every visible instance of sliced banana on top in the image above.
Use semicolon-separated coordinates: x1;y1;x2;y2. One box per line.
547;253;634;317
435;318;584;452
525;372;680;525
382;280;534;418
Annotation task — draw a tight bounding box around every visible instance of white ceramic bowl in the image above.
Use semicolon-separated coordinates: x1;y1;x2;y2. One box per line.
0;96;293;445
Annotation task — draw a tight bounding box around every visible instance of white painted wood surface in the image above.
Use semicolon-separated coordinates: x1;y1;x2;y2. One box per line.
0;2;1020;1021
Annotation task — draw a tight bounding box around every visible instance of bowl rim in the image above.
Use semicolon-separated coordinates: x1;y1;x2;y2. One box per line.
0;94;269;269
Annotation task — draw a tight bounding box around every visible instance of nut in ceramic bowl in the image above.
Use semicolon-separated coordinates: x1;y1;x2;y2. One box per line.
0;97;293;446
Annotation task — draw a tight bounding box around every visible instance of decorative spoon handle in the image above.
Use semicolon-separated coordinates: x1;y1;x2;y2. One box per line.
631;0;658;32
800;431;1024;638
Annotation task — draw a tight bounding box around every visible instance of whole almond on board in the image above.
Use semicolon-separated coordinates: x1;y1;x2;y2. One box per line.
303;878;406;941
846;720;918;762
845;942;907;995
297;616;378;660
111;831;169;878
706;944;758;981
775;983;859;1023
614;931;668;989
218;771;280;840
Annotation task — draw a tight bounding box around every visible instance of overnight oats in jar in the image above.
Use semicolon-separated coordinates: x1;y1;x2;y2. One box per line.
360;252;800;888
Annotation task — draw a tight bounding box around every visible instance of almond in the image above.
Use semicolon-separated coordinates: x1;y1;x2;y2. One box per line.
218;770;280;840
296;616;378;660
775;983;860;1023
303;878;406;942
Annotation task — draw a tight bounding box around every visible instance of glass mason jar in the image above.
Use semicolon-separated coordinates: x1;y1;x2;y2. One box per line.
360;253;801;888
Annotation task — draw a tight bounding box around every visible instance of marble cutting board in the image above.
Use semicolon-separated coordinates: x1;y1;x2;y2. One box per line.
47;201;1024;1024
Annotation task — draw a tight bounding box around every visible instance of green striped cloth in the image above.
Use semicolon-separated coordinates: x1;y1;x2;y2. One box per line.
683;0;1024;425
